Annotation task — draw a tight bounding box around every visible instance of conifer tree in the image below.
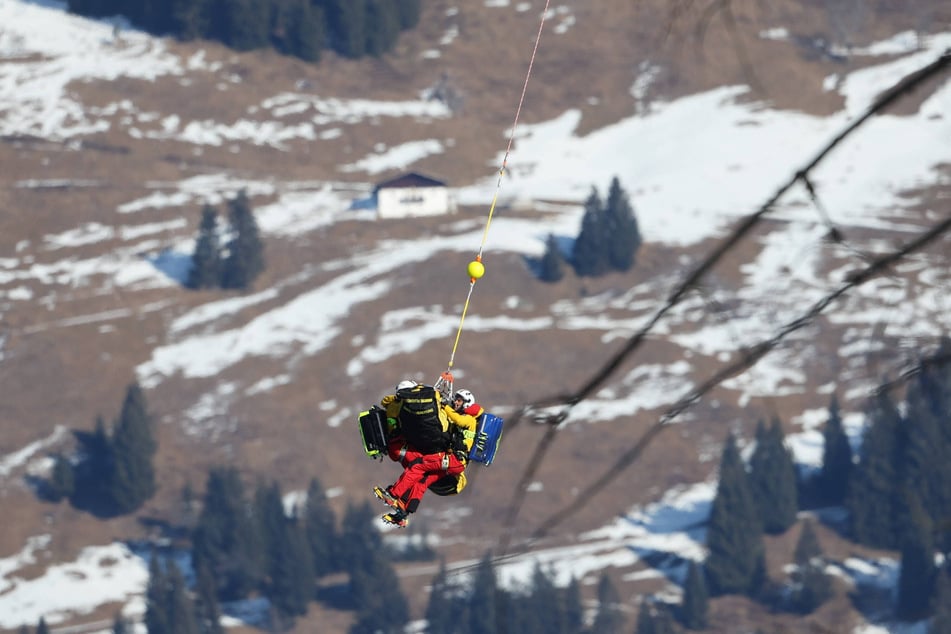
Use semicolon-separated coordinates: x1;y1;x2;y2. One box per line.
637;601;678;634
680;561;708;630
563;576;585;634
395;0;421;29
749;417;798;534
255;481;314;619
108;382;157;514
603;176;641;272
817;394;852;506
220;190;265;290
220;0;271;51
340;502;409;633
931;567;951;634
590;573;625;634
848;392;904;549
166;563;200;634
903;368;951;549
320;0;367;58
111;611;130;634
194;560;224;634
303;477;338;577
339;501;384;574
538;233;565;283
349;553;408;633
790;519;832;614
192;467;265;600
705;433;767;597
573;187;610;277
896;495;936;621
49;453;75;502
525;563;563;634
424;559;455;634
70;415;113;515
365;0;400;57
35;618;49;634
635;602;656;634
145;557;171;634
171;0;211;40
468;553;498;634
284;0;324;62
186;205;222;290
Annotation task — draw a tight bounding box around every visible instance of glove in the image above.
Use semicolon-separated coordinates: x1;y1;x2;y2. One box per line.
381;394;396;406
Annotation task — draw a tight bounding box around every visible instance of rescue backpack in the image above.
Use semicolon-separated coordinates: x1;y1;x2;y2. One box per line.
468;412;504;466
396;384;450;453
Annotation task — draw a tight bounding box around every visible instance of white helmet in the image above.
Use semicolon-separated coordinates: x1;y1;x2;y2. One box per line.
396;379;418;391
453;389;475;409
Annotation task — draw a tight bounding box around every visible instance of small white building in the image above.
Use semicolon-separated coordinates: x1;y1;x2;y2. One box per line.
374;172;456;219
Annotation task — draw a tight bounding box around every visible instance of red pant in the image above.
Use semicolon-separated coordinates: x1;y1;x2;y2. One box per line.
387;435;422;466
389;451;465;513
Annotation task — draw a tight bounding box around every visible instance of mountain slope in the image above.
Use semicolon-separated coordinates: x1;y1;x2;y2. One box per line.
1;0;950;631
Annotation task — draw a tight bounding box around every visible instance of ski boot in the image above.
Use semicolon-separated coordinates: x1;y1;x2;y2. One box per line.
382;509;409;528
373;486;405;511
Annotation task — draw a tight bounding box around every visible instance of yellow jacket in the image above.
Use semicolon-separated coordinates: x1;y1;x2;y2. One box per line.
443;404;482;453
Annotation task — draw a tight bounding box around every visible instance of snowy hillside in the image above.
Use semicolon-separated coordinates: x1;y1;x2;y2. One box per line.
0;0;950;632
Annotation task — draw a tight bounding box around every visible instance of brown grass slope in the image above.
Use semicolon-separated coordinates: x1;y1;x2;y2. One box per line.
1;1;950;632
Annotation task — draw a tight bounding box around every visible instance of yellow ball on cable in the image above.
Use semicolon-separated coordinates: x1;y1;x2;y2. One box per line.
467;260;485;280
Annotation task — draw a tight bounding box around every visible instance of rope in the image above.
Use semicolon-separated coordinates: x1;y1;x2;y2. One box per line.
442;0;552;378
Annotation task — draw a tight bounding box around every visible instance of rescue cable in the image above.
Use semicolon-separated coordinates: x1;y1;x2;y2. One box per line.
435;0;553;397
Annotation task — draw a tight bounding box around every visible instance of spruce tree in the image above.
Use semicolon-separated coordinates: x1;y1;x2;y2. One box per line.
526;563;563;634
650;603;679;634
847;392;904;549
186;205;222;290
171;0;211;40
635;602;656;634
424;559;455;634
339;501;384;574
896;495;936;621
108;382;157;514
931;567;951;634
255;481;314;619
320;0;367;58
468;553;498;634
817;394;852;506
220;0;270;51
538;233;565;283
590;573;625;634
35;618;49;634
303;477;338;577
563;576;585;634
395;0;421;29
705;433;767;596
145;557;171;634
49;453;75;502
111;611;130;634
349;551;408;633
194;560;224;634
220;190;265;290
680;561;708;630
365;0;400;57
749;417;798;535
603;176;641;272
573;187;610;277
70;415;113;515
790;519;832;614
903;369;951;549
166;563;200;634
284;0;324;62
192;467;265;600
